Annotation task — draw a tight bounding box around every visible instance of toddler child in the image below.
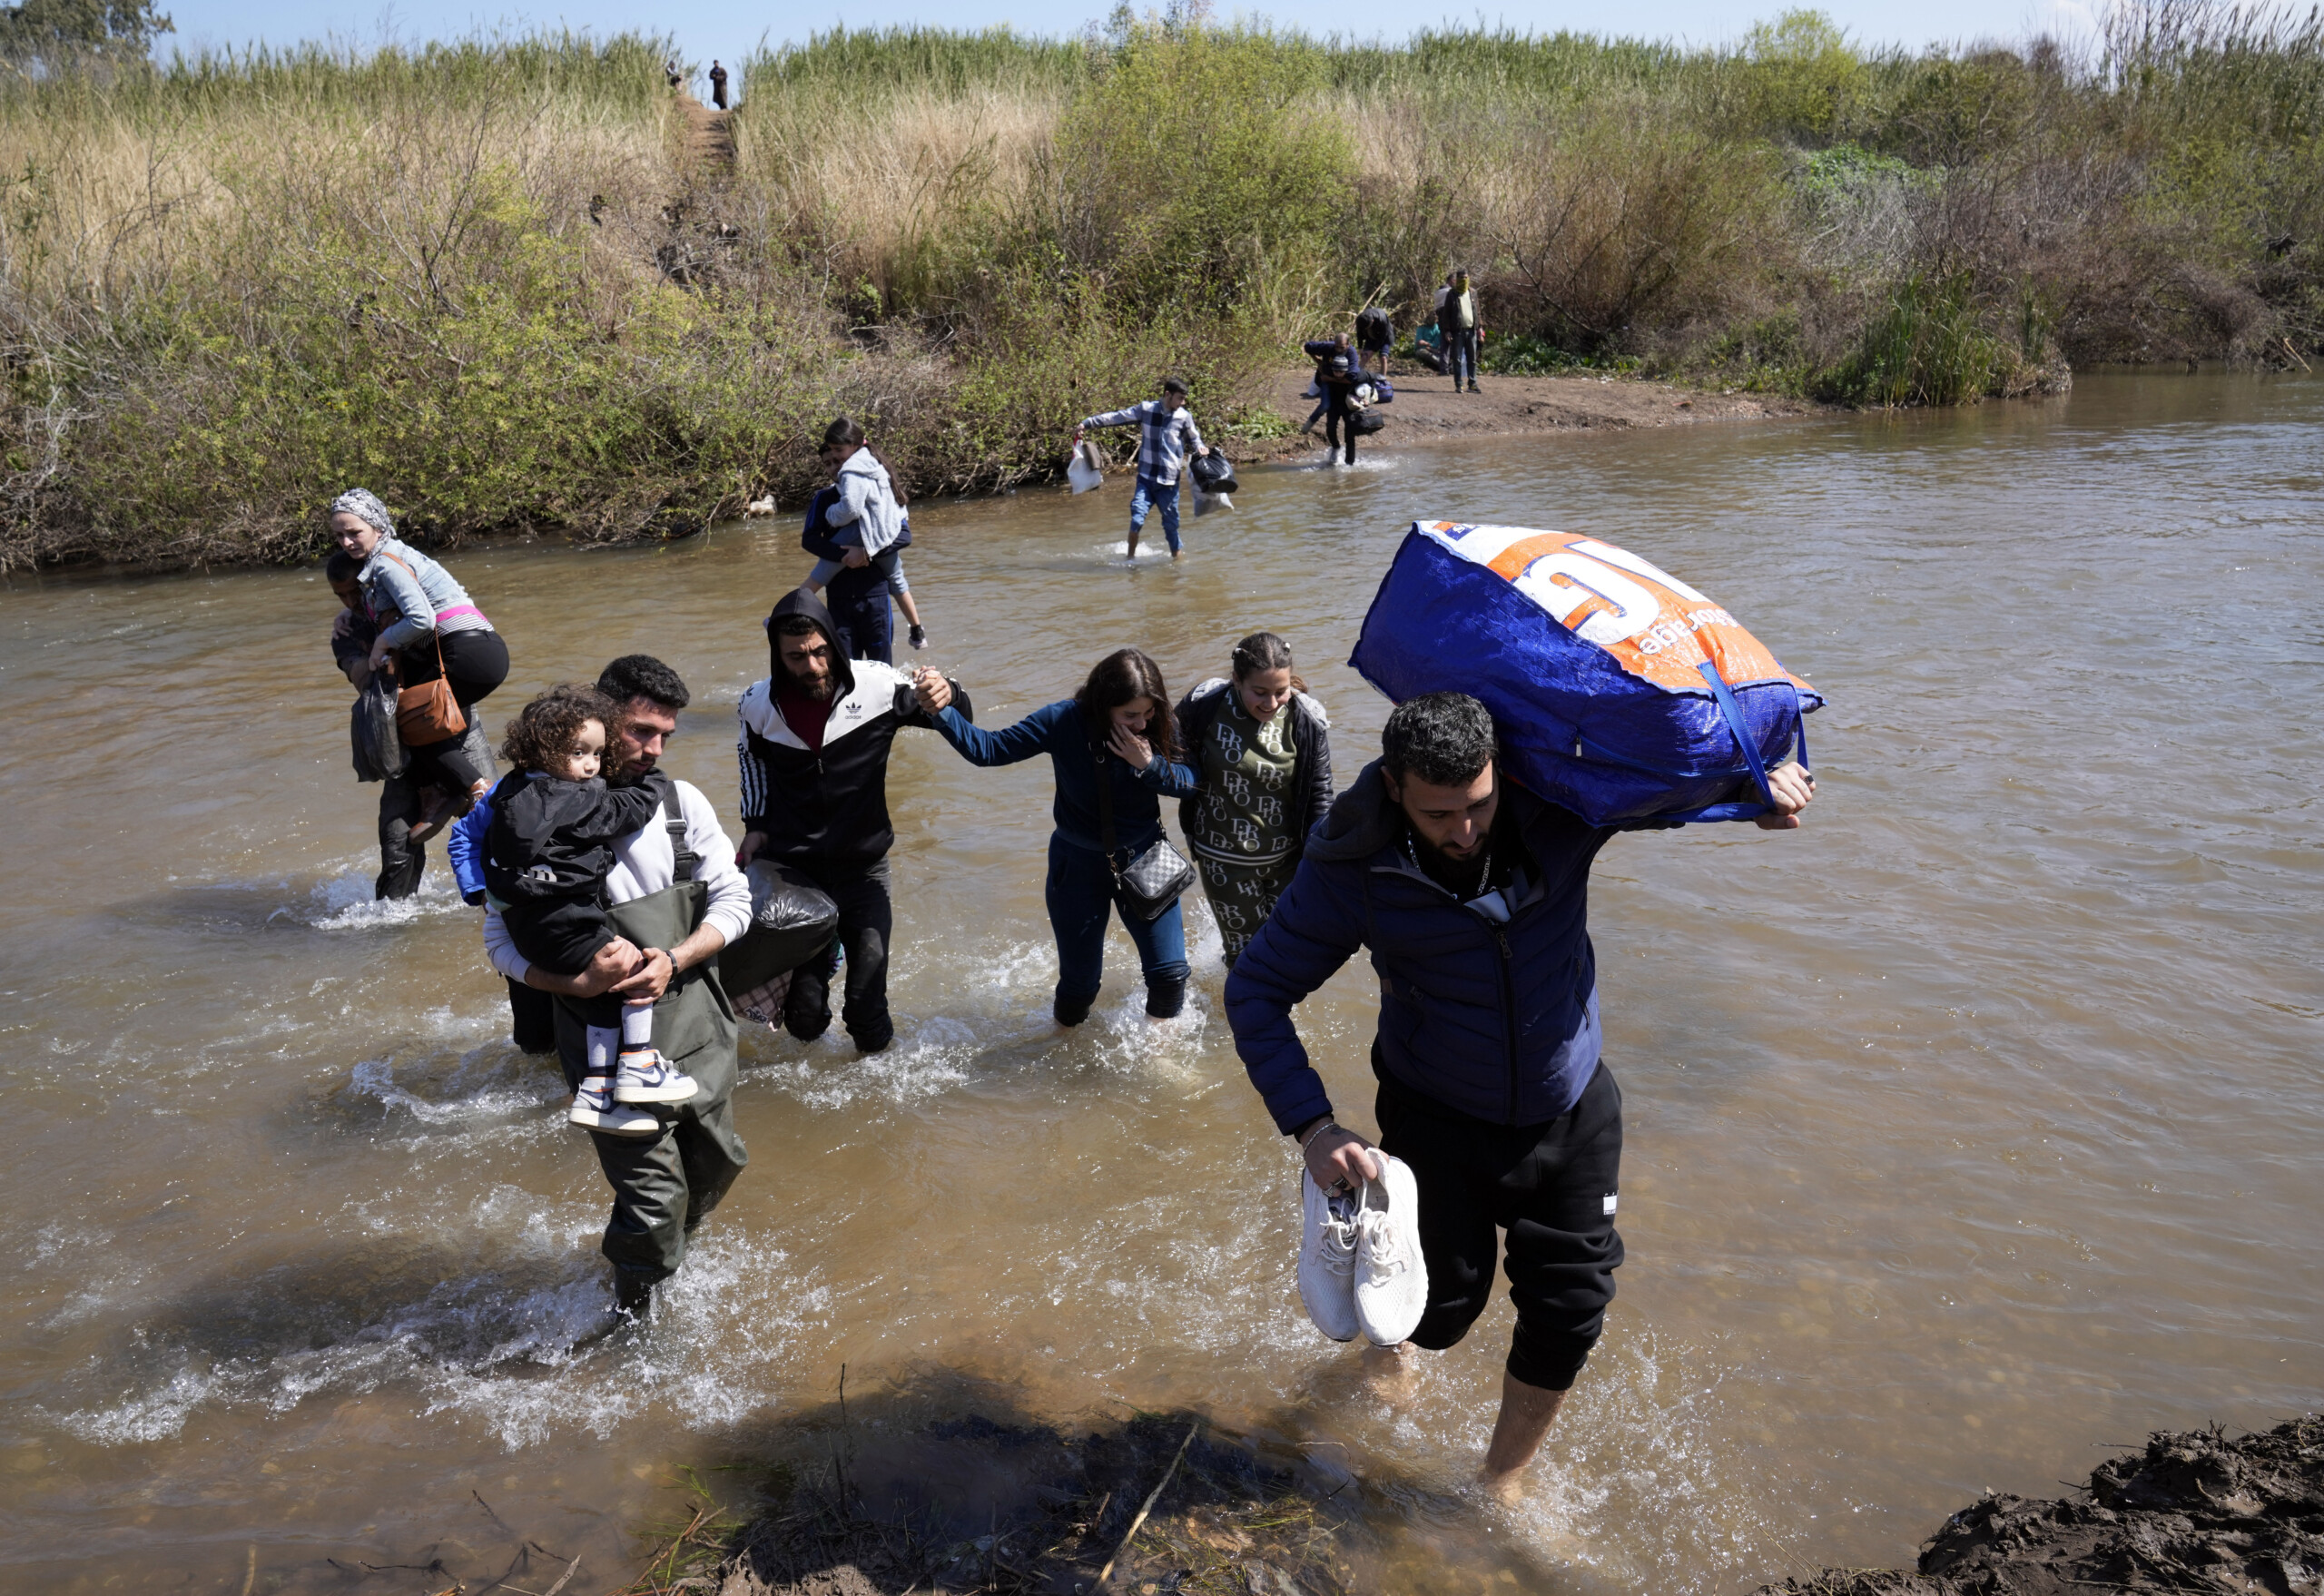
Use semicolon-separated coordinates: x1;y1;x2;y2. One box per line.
484;685;698;1136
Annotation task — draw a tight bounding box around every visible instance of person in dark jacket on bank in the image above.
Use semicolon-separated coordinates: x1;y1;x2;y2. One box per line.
927;648;1199;1024
708;60;728;109
736;588;969;1053
1225;692;1814;1498
1175;632;1334;969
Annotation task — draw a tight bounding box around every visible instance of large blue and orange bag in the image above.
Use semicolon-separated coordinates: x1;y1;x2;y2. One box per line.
1352;521;1823;824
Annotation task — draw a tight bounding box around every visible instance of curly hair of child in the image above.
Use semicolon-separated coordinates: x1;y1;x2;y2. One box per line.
498;683;626;776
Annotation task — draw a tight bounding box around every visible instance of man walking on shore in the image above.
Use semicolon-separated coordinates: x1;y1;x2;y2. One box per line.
1225;693;1812;1493
483;654;754;1320
1076;376;1212;562
736;589;969;1054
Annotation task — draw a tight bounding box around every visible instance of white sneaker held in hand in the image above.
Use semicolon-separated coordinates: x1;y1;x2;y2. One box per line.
1353;1153;1428;1347
1297;1169;1363;1343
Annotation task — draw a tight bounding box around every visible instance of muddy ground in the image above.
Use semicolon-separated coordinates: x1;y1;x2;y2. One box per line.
1236;367;1820;467
1761;1416;2324;1596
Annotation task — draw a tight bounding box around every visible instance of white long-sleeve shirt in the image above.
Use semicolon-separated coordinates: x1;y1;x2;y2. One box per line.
482;775;752;982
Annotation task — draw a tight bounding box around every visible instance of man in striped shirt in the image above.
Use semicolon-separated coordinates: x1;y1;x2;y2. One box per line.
1076;375;1214;561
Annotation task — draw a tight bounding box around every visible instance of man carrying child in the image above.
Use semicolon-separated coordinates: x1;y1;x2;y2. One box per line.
482;655;753;1320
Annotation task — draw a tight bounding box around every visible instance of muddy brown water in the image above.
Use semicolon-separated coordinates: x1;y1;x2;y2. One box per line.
1;372;2318;1594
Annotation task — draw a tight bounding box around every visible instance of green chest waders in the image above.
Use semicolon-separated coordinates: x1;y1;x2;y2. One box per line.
553;793;749;1284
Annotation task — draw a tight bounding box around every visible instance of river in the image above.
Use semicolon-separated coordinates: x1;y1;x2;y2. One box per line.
2;371;2318;1593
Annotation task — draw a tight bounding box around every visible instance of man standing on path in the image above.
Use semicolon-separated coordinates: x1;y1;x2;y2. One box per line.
708;59;728;109
1076;375;1212;562
1225;693;1813;1494
736;589;969;1055
1436;269;1482;393
483;654;753;1321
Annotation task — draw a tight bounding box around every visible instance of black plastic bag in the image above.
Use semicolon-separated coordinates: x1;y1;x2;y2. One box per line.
1351;409;1387;436
350;675;407;782
1189;452;1240;495
719;861;842;995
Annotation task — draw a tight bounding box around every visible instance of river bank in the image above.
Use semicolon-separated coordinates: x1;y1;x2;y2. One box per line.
1759;1416;2324;1596
1234;368;1824;466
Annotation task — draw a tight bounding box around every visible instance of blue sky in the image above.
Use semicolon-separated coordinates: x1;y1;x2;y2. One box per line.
161;0;2107;70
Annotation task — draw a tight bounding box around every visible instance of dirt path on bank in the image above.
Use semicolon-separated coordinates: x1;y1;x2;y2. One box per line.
676;90;734;177
1236;366;1821;466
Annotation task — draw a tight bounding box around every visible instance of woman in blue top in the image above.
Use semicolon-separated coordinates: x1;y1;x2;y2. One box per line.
929;648;1198;1025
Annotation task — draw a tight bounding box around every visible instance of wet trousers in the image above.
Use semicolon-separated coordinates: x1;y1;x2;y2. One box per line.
774;856;895;1052
1324;411;1358;465
373;716;496;901
1195;852;1298;967
1374;1054;1624;1391
1128;476;1182;554
554;881;747;1287
1047;832;1188;1022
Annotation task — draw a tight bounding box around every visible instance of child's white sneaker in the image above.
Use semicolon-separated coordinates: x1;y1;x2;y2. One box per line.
1353;1153;1429;1347
1297;1170;1363;1343
613;1049;698;1104
568;1076;660;1138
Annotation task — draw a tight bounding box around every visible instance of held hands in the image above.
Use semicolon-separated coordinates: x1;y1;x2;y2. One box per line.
911;668;952;714
841;547;869;568
610;945;675;1003
1754;761;1817;831
1302;1121;1382;1196
1106;721;1153;771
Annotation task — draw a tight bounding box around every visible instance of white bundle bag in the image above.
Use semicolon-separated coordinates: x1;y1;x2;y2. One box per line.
1067;440;1106;494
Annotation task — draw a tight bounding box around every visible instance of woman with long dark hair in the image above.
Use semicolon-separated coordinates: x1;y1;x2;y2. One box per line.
927;649;1198;1024
1175;632;1334;968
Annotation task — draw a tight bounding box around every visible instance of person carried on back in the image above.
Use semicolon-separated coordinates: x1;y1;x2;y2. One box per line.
484;685;699;1134
803;418;931;651
1076;376;1211;562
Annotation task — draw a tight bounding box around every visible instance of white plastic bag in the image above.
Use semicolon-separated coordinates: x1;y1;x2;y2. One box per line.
1067;440;1105;495
1193;489;1234;516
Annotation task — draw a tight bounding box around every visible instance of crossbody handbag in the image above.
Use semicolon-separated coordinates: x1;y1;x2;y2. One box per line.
1091;739;1194;921
376;551;467;747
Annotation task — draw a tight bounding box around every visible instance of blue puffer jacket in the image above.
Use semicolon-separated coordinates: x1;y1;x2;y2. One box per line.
1226;761;1667;1133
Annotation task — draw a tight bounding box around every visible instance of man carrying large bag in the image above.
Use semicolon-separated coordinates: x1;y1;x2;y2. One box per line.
1226;692;1812;1497
482;655;755;1320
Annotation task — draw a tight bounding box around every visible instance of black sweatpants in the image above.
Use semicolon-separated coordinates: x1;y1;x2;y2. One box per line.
399;627;510;793
1324;409;1359;465
1374;1054;1624;1391
503;894;626;1029
773;856;894;1051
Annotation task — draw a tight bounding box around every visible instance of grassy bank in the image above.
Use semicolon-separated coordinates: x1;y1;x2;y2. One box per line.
4;4;2319;569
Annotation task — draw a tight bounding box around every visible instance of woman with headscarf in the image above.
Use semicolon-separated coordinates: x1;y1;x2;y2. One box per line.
327;488;511;839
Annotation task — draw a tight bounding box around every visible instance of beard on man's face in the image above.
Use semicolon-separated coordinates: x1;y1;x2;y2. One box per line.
781;652;836;702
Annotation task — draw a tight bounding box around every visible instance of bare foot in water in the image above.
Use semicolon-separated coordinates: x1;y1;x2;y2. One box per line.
1360;1341;1418;1404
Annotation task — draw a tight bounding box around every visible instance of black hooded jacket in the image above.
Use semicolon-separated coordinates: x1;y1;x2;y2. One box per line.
735;587;971;866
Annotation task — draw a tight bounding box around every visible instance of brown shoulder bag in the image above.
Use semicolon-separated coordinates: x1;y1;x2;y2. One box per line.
376;551;468;747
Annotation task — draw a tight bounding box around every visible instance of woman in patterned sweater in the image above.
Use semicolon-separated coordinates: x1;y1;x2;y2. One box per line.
1175;634;1335;968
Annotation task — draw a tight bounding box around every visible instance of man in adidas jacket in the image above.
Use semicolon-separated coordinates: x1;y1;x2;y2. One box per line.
483;654;754;1318
736;587;970;1053
1225;692;1812;1496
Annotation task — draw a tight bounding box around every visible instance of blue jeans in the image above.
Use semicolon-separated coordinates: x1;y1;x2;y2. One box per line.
1128;476;1181;554
1447;328;1481;387
1046;833;1188;1020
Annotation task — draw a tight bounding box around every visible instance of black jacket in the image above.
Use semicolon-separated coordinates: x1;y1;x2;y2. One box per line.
482;770;665;904
736;587;971;866
1173;679;1334;852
